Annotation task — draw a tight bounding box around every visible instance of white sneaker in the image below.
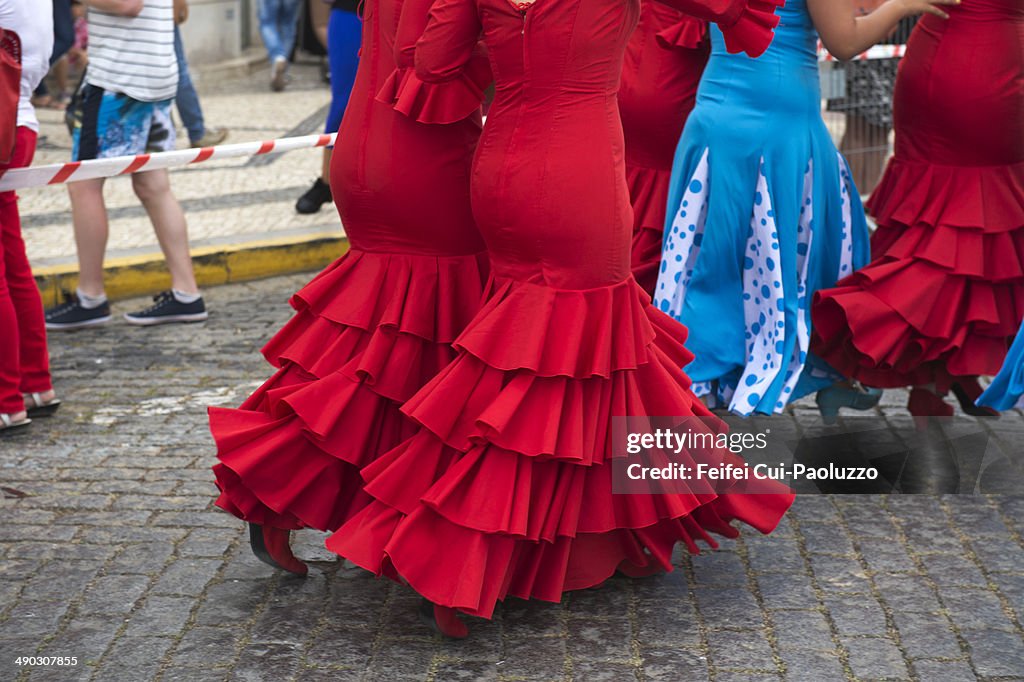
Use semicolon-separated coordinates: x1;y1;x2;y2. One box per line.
271;57;288;92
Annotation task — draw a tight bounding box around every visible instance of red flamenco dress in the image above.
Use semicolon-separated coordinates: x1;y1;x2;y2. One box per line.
621;5;709;297
209;0;489;550
327;0;793;623
811;0;1024;413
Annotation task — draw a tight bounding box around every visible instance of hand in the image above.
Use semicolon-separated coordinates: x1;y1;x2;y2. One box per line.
896;0;960;19
173;0;189;24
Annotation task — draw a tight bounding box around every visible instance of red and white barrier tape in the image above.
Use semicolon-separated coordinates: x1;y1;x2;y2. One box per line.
817;42;906;62
0;132;336;192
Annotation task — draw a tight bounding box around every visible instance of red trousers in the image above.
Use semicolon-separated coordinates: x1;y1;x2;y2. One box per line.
0;127;52;414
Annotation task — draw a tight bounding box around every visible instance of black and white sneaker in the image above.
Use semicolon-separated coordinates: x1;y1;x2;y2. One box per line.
45;292;112;331
124;291;208;326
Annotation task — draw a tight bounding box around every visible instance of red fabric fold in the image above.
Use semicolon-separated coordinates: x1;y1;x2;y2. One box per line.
211;248;489;532
719;0;783;58
812;159;1024;389
627;166;672;297
327;277;794;619
655;14;708;51
375;57;489;125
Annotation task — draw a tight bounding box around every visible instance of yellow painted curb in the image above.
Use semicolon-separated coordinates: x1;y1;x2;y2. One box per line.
34;233;349;306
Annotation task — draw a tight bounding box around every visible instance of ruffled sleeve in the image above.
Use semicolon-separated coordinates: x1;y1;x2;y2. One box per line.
375;49;490;125
654;14;708;51
655;0;784;58
375;0;490;124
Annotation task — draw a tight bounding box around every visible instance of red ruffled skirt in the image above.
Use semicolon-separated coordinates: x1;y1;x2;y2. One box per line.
327;276;794;619
628;165;671;298
211;248;489;532
812;159;1024;389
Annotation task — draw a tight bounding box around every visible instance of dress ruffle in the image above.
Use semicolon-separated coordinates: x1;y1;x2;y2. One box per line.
812;160;1024;389
718;0;783;59
452;276;686;378
655;15;708;51
376;57;489;125
327;276;794;618
628;165;671;297
867;159;1024;235
212;249;489;532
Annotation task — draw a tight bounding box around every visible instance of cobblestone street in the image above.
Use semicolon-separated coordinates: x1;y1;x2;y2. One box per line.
1;274;1023;682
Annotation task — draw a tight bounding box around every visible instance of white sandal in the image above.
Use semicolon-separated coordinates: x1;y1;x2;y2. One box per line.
0;413;31;432
23;392;61;418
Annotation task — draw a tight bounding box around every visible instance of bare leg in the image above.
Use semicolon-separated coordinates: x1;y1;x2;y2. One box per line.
67;178;109;297
131;170;199;294
321;147;332;183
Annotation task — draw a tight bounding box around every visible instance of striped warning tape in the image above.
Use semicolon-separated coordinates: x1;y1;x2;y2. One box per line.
0;132;336;192
817;42;906;62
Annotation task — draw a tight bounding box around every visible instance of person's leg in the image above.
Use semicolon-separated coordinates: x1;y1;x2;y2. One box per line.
0;130;53;401
258;0;285;62
132;169;199;295
0;152;24;418
278;0;303;64
173;26;206;144
68;178;110;297
50;0;75;65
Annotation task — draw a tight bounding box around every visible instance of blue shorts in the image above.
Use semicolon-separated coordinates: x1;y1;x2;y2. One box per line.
70;84;176;161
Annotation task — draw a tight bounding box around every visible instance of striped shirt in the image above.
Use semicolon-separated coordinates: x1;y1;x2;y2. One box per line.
86;0;178;102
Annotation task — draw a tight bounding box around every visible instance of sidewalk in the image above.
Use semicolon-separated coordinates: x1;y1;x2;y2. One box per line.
1;274;1023;681
20;61;346;304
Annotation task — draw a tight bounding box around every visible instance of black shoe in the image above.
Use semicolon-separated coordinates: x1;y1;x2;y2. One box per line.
123;291;208;326
45;292;112;331
295;178;332;214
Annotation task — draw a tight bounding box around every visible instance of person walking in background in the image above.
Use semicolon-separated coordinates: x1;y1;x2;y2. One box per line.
295;0;360;214
172;0;228;147
30;0;74;110
0;0;61;432
812;0;1024;425
259;0;303;92
652;0;957;418
44;0;208;330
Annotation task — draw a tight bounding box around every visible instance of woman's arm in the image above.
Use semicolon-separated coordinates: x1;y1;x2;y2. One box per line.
395;0;437;69
808;0;957;61
414;0;482;83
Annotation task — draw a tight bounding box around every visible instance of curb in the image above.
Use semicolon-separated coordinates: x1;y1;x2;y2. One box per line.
34;233;348;307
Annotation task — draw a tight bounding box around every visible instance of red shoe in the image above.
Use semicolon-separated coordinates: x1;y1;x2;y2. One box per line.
907;388;954;431
248;523;308;576
418;598;469;639
950;378;1000;418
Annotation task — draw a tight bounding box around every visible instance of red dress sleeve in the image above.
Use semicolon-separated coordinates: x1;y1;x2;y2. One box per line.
655;0;784;58
375;0;490;125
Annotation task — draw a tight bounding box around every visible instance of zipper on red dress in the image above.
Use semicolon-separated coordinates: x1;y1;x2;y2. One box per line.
520;9;526;35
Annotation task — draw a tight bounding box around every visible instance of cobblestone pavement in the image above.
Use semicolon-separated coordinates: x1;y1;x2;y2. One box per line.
1;274;1023;682
20;61;341;268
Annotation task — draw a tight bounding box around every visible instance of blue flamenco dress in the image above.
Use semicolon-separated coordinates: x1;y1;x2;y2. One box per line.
978;325;1024;411
653;0;870;416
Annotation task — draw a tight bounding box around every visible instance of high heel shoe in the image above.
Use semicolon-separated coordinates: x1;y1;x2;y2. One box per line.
907;387;954;431
815;383;883;425
418;598;469;639
950;379;1000;418
248;523;308;576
